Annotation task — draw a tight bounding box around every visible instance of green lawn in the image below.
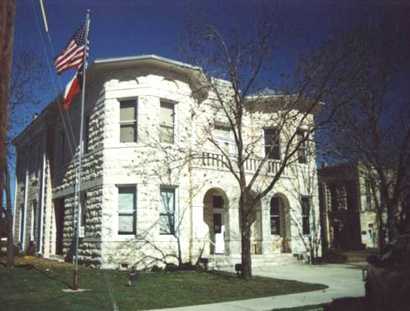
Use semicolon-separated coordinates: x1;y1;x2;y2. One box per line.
0;257;327;311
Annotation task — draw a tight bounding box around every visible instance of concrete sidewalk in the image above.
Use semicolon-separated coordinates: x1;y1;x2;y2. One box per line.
150;264;365;311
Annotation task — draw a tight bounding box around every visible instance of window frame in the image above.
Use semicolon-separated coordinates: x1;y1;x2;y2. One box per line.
214;123;233;155
117;185;137;235
301;195;311;235
264;127;281;160
119;99;138;143
270;197;281;235
159;186;176;235
159;100;175;144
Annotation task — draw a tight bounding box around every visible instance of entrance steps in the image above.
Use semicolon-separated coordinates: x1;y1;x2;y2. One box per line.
207;253;298;272
341;249;378;263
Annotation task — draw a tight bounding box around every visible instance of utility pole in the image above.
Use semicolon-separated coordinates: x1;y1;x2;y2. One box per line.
0;0;16;211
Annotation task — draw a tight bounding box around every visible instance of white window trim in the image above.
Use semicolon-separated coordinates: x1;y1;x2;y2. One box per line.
158;185;179;242
116;184;137;239
119;98;138;144
159;99;178;145
263;127;281;160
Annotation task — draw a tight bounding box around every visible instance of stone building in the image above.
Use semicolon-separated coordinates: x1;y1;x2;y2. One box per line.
13;55;320;269
318;162;380;251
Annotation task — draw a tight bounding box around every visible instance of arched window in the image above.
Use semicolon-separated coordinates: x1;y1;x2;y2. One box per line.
270;197;281;235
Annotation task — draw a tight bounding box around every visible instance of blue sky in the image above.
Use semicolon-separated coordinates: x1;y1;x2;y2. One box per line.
14;0;407;113
9;0;410;201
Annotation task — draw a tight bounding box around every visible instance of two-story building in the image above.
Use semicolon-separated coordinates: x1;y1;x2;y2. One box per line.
13;55;320;270
318;162;381;251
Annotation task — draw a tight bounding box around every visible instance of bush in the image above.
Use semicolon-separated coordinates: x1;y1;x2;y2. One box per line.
151;265;163;272
165;263;178;272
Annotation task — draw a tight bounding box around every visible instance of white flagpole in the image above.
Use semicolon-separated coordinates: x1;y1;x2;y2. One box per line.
73;9;90;290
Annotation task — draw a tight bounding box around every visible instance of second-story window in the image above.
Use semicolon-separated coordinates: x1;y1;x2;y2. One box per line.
264;128;280;160
120;99;137;143
297;129;308;164
160;101;175;144
214;123;232;155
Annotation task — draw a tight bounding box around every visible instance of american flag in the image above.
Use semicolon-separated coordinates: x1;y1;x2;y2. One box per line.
54;24;87;74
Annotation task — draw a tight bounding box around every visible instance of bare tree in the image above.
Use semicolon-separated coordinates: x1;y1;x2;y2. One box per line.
182;11;363;278
0;50;46;266
325;23;410;245
287;148;322;263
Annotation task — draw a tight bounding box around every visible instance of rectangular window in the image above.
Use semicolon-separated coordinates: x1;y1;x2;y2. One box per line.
118;186;136;234
84;115;90;153
301;196;311;235
215;124;232;154
160;187;175;235
297;129;308;164
120;100;137;143
160;101;175;143
270;197;281;235
264;128;280;160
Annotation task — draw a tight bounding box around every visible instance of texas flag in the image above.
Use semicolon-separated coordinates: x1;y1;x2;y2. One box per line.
63;71;82;110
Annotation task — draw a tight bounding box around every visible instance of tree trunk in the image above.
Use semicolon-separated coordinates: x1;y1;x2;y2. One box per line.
387;200;399;242
0;0;16;212
239;192;252;279
4;162;14;267
380;189;398;243
240;223;252;278
376;205;385;252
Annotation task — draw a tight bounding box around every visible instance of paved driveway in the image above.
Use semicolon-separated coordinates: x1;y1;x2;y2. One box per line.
151;263;365;311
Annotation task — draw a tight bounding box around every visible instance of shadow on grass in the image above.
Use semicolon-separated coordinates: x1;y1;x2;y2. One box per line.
13;262;73;289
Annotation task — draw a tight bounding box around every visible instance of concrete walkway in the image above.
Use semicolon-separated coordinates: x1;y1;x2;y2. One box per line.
151;263;365;311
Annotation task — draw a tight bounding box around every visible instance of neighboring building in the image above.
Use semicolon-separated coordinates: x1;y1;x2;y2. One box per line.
318;162;380;251
13;55;320;269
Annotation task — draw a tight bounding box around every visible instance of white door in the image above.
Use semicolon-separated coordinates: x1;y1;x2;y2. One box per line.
213;212;225;254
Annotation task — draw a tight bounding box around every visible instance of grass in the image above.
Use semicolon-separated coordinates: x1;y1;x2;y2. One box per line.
0;256;327;311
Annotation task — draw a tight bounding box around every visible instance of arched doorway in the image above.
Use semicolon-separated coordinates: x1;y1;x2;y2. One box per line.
270;194;291;253
203;188;229;254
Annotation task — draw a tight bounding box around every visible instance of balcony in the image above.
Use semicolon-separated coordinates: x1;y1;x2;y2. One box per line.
194;152;286;176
